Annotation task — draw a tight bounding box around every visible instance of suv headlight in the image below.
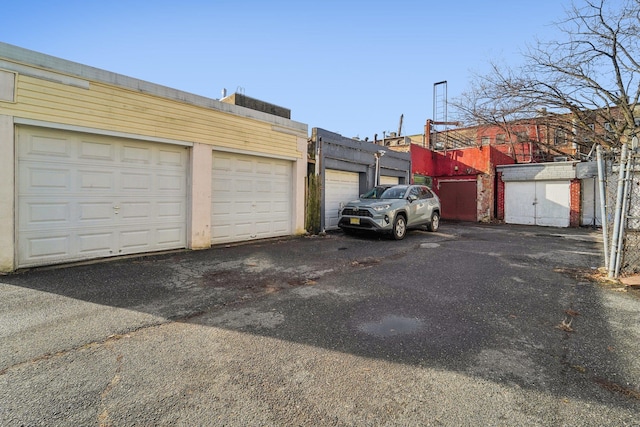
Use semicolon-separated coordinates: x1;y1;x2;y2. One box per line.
373;204;391;211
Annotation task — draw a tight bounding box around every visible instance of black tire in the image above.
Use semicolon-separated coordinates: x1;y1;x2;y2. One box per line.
427;211;440;232
392;215;407;240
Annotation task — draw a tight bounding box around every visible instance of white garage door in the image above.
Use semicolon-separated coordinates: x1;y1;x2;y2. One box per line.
211;151;292;244
325;169;360;230
380;175;399;185
17;126;188;268
505;180;570;227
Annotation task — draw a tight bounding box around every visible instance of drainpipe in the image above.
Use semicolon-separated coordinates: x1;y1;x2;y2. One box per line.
318;136;326;233
614;149;633;278
608;143;628;278
596;145;609;269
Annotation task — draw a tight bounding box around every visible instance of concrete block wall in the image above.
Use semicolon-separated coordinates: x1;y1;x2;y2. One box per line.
477;173;494;222
499;162;578;182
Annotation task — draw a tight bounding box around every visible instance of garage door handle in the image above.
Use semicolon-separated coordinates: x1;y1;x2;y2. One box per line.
114;206;120;214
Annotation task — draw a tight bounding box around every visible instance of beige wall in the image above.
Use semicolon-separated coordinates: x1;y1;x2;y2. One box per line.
0;44;308;272
2;74;302;159
189;143;213;249
293;135;307;234
0;115;14;272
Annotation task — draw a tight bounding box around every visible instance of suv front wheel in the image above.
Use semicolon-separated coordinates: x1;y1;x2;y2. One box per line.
392;215;407;240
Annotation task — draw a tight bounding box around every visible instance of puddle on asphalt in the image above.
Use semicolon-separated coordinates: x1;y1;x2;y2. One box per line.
420;243;440;249
358;315;424;337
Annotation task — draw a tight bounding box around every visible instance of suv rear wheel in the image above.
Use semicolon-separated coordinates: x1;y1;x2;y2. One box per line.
392;215;407;240
427;211;440;232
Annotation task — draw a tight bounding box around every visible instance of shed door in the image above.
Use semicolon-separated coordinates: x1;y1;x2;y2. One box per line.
17;126;188;268
439;180;477;221
505;181;570;227
325;170;360;230
581;178;601;226
211;151;292;244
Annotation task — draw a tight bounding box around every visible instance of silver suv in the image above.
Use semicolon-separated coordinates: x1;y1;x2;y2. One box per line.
338;184;441;240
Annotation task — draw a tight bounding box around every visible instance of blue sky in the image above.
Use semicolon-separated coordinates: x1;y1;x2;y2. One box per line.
2;0;571;138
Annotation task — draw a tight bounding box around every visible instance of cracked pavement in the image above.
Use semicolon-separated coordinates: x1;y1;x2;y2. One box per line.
1;223;639;426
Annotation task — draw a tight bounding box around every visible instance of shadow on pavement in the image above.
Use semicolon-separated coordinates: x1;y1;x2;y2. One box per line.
2;224;639;409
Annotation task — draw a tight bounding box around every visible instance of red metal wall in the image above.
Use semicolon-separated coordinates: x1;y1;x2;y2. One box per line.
410;145;516;223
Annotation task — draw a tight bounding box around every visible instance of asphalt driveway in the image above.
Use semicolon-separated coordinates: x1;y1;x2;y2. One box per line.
1;223;639;426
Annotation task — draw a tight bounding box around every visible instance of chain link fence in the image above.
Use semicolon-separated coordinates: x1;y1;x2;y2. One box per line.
603;150;640;276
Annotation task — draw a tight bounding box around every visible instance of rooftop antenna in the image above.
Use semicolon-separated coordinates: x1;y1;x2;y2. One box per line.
433;81;447;151
431;81;460;151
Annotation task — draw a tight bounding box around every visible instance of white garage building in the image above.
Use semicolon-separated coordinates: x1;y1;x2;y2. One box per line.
497;161;598;228
0;43;307;272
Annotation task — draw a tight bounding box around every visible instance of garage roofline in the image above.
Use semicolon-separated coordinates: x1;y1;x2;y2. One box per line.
0;42;307;135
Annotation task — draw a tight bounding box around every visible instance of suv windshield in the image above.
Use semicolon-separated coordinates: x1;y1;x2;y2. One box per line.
361;186;389;199
379;186;408;199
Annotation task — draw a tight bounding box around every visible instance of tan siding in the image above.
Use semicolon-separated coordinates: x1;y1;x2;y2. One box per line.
2;74;301;158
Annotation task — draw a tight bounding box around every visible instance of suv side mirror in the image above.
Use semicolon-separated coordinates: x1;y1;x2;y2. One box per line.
407;194;418;202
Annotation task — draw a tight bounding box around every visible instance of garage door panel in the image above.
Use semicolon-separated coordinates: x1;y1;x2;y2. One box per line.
272;163;289;176
156;227;184;245
21;166;71;191
78;202;113;222
24;202;70;225
505;181;569;227
211;151;292;244
157;174;185;191
236;159;253;173
25;135;70;157
78;232;114;254
79;169;115;190
272;200;288;213
17;126;187;268
25;234;70;258
380;176;399;185
158;149;184;166
255;201;272;214
120;230;151;250
121;172;151;191
325;170;360;230
157;201;184;219
121;145;152;164
505;182;536;225
439;181;477;221
211;224;231;239
120;202;151;220
79;140;114;160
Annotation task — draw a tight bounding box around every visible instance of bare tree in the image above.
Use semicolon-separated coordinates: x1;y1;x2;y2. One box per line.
452;0;640;153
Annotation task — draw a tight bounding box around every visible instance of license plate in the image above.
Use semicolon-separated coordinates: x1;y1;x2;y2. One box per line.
349;217;360;225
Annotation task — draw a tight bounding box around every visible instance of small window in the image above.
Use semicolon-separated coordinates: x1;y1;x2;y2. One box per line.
481;136;490;146
554;129;567;145
423;188;435;199
413;174;432;187
584;123;595;143
0;70;16;103
496;134;506;144
516;132;528;143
